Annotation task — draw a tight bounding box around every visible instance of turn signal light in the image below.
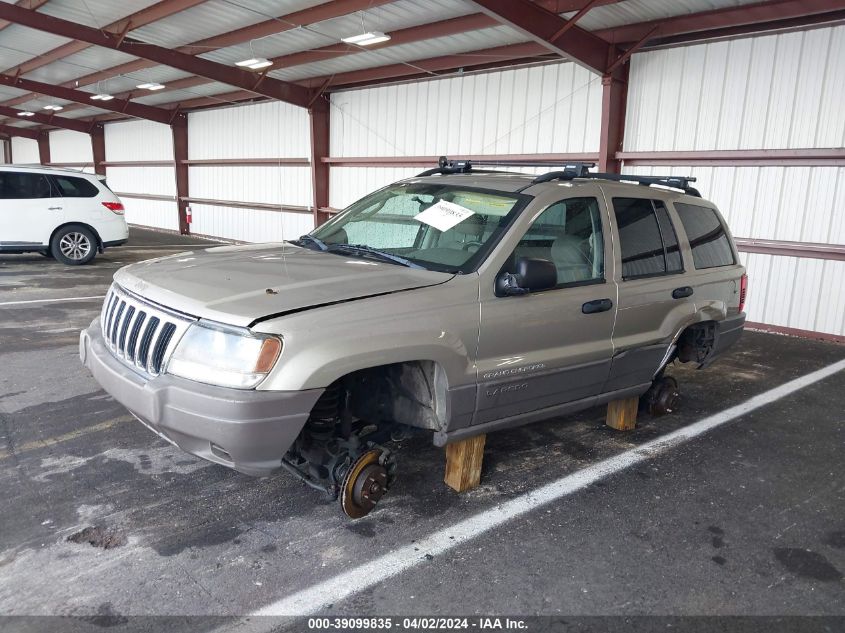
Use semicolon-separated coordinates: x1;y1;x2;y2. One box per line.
254;338;282;373
102;201;125;215
739;273;748;313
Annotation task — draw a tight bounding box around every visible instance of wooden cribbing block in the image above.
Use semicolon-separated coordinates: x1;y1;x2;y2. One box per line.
606;396;639;431
444;434;486;493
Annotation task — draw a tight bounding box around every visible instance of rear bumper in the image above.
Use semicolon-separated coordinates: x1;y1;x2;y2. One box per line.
705;312;746;366
79;319;323;476
102;239;128;248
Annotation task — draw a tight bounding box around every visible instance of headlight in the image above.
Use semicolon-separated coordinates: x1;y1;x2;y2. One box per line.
166;321;282;389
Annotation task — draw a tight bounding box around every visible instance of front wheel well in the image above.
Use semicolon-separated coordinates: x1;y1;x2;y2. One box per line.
315;360;450;432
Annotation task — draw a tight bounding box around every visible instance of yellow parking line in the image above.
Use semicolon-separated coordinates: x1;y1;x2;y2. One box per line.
0;416;131;461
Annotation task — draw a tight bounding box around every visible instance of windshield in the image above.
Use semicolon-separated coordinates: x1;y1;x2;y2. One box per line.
307;183;528;273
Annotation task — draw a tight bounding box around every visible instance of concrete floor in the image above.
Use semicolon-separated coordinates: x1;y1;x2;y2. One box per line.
0;228;843;623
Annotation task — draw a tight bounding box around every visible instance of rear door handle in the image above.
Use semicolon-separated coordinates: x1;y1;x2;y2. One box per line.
48;206;63;210
672;286;694;299
582;298;613;314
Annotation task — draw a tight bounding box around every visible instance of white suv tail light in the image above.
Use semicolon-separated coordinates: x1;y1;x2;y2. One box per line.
102;201;125;215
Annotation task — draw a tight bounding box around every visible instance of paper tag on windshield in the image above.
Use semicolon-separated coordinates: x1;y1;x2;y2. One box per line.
414;200;475;232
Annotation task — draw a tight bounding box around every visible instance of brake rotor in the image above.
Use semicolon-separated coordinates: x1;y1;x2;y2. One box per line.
650;376;680;416
340;449;389;519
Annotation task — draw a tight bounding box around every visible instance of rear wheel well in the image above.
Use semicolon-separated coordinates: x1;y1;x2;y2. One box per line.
50;222;103;252
676;321;718;367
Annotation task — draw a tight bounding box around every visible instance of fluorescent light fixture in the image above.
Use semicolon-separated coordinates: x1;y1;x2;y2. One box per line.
341;31;390;46
235;57;273;70
91;94;114;101
17;111;35;116
43;104;63;111
137;82;166;90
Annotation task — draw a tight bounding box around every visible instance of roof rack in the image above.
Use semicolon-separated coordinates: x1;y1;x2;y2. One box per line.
417;156;701;197
416;156;592;178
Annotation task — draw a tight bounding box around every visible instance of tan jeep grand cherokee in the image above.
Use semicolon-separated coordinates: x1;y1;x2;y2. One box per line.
80;159;746;518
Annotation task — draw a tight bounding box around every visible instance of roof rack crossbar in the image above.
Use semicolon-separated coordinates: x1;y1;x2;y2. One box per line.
417;156;597;177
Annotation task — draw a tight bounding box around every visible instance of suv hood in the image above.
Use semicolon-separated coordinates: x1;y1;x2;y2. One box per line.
113;243;453;327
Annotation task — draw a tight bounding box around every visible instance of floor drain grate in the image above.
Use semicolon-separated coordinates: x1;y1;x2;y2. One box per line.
67;526;127;549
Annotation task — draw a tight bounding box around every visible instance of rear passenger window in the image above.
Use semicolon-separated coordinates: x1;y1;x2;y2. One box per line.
0;172;54;199
613;198;683;279
53;175;99;198
674;202;736;269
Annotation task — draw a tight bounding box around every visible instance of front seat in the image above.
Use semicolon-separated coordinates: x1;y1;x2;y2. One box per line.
551;235;592;284
437;214;486;252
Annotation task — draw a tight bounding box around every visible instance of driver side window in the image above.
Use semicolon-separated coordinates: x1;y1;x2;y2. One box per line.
508;197;604;288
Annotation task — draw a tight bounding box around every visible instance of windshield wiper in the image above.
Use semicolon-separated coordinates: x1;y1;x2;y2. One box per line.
327;244;424;269
293;234;328;251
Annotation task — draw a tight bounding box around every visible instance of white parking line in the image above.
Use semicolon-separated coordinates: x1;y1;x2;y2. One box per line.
0;295;105;307
251;357;845;617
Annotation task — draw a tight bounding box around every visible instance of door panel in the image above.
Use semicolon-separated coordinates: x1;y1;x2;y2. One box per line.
475;195;616;426
606;196;695;391
0;171;62;245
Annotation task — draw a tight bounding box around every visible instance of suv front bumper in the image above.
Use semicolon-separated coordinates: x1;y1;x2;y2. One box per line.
79;319;323;477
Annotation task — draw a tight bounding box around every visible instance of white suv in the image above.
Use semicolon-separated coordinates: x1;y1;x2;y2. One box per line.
0;165;129;265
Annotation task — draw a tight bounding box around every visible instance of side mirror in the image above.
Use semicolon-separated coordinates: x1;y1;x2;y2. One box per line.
496;257;557;296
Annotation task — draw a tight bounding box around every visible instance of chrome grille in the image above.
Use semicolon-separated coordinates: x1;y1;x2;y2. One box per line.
100;284;195;377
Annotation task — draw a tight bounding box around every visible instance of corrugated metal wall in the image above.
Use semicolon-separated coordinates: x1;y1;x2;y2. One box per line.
329;62;603;208
625;25;845;336
187;101;313;242
48;130;94;168
11;137;39;164
104;119;179;232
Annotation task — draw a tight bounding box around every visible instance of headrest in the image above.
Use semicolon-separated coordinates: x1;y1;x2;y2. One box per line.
551;235;589;267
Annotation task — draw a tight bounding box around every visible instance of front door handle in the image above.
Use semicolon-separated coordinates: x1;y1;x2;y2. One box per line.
48;206;63;210
582;298;613;314
672;286;694;299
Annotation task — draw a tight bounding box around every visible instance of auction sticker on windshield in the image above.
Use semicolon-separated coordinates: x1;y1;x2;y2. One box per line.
414;200;475;232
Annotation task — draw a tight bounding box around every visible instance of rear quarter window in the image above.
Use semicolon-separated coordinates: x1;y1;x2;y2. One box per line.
674;202;736;269
52;175;100;198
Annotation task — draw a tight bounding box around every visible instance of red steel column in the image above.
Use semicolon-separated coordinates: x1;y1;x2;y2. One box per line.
598;65;629;174
171;114;190;234
90;124;106;176
37;131;50;165
309;96;331;227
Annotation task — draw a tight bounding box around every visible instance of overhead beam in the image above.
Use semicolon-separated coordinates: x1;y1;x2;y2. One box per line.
467;0;612;74
595;0;845;44
0;104;96;134
270;14;500;69
13;0;395;114
0;73;178;125
0;3;311;108
0;123;39;140
0;0;49;32
532;0;625;11
2;0;208;78
297;42;554;90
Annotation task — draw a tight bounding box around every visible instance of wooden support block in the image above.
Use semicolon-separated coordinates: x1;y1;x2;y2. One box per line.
606;396;639;431
444;434;486;493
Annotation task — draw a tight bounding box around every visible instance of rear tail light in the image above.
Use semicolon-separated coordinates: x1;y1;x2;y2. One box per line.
738;273;748;313
102;201;125;215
